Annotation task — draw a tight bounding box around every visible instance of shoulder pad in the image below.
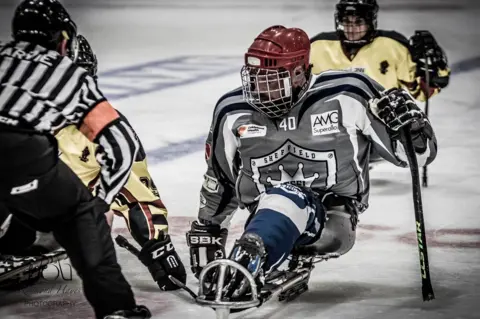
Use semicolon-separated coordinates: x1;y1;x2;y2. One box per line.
310;32;340;43
214;87;244;112
375;30;410;49
309;70;382;99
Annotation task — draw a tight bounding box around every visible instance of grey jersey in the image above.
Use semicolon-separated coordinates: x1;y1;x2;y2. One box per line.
199;71;437;225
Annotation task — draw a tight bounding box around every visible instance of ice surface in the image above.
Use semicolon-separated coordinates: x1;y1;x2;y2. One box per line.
0;1;479;318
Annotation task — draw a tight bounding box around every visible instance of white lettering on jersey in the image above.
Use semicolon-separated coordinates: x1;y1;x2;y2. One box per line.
343;66;366;73
250;140;337;193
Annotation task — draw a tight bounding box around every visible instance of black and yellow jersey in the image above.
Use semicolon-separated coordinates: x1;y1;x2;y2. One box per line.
56;121;168;245
310;31;450;101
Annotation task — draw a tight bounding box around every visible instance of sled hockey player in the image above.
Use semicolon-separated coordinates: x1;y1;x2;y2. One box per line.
311;0;450;100
186;25;437;312
310;0;448;166
0;0;151;317
0;34;186;296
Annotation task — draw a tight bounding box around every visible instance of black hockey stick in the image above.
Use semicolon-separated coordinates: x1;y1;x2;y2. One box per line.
400;128;435;301
114;235;198;299
414;30;431;187
422;52;430;188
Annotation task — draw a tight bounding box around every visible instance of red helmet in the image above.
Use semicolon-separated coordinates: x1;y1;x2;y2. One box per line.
241;25;311;118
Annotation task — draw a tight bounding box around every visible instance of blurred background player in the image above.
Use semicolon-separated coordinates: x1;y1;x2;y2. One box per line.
186;25;437;301
0;34;186;293
310;0;449;166
0;0;150;318
311;0;450;99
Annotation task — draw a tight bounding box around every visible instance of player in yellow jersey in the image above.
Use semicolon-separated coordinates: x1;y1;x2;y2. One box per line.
310;0;449;167
61;35;186;291
311;0;450;101
0;35;186;293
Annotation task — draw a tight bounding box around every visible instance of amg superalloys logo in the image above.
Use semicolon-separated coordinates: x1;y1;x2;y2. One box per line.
311;111;339;136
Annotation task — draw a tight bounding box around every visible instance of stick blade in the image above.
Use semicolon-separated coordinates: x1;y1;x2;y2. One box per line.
422;284;435;301
114;235;128;247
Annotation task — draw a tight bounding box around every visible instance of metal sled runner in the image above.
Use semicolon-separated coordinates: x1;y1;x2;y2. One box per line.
196;252;340;319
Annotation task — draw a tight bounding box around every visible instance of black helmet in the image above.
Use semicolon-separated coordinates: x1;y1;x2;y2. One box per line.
12;0;77;51
70;35;98;77
335;0;379;44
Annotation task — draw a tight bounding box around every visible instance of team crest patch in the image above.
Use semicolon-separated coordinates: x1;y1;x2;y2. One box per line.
380;60;389;74
237;124;267;139
311;111;340;136
250;140;338;194
80;147;90;163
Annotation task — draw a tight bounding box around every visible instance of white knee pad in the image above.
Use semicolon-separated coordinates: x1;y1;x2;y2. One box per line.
255;191;311;236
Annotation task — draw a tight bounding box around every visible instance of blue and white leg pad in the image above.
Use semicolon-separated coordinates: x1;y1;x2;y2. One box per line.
244;184;323;270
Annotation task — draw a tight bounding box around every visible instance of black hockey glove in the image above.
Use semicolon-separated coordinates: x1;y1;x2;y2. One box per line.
410;30;449;88
186;220;228;278
138;233;186;291
370;88;433;153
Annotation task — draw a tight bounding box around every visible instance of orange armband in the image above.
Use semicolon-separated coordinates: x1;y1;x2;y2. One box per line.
80;101;120;141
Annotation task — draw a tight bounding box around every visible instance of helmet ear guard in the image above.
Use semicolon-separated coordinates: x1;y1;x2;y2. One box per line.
60;30;79;60
67;35;98;77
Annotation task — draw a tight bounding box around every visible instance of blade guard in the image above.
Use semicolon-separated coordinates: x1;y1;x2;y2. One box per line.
196;259;261;310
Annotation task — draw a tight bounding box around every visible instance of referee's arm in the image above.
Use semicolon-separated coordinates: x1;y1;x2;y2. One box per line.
76;75;139;205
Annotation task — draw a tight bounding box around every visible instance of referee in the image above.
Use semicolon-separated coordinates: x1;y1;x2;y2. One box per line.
0;1;150;318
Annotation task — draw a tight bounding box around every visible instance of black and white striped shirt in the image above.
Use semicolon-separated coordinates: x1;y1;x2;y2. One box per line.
0;41;103;131
0;41;139;205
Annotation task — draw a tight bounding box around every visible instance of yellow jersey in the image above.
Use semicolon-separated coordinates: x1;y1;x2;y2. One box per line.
310;31;450;101
56;124;168;245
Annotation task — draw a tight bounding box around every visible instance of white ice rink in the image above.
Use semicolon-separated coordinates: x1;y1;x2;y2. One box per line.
0;0;479;318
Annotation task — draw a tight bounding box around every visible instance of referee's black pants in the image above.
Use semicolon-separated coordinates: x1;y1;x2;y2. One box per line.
0;128;136;318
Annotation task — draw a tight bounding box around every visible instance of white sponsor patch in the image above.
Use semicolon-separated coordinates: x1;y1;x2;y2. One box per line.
237;124;267;139
10;179;38;195
311;111;340;136
202;174;219;193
